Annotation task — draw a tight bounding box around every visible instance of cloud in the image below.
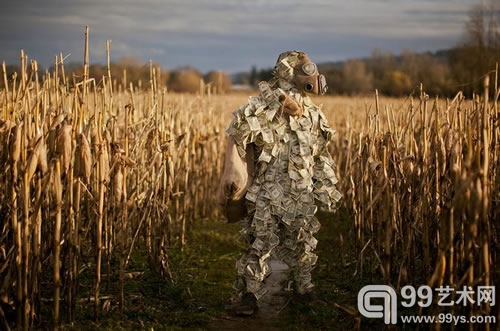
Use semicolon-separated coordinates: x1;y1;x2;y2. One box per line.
0;0;477;72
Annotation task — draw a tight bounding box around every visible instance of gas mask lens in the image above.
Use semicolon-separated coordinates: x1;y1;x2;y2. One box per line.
302;62;317;76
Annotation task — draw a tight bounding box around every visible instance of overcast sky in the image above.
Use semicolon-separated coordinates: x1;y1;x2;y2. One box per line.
0;0;476;73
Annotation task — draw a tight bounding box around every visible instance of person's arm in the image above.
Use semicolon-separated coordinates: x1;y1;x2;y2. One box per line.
312;110;342;209
217;136;254;222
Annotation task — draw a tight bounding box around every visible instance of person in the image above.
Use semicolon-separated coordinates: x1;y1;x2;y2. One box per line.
218;50;341;316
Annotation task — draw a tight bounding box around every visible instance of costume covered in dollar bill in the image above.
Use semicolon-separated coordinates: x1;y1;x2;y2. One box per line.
219;51;341;315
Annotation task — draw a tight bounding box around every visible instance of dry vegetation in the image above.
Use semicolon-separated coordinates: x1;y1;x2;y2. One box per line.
0;40;232;330
326;88;499;328
1;40;499;330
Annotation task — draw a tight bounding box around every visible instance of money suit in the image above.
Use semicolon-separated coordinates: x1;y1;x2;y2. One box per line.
219;50;341;316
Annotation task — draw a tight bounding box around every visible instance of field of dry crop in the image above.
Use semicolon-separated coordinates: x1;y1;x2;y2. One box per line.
0;46;499;330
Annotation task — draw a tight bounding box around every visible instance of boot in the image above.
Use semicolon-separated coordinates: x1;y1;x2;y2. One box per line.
230;293;258;316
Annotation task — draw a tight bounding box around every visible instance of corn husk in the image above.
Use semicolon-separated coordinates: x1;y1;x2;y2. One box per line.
56;124;73;174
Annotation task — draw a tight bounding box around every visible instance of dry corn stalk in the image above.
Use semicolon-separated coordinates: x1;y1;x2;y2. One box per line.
56;123;73;174
76;132;92;184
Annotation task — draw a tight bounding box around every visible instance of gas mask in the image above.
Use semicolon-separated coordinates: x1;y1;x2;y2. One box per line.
292;60;328;95
272;51;328;95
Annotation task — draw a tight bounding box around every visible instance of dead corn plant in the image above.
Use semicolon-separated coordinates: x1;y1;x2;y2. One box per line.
0;37;228;329
330;79;498;329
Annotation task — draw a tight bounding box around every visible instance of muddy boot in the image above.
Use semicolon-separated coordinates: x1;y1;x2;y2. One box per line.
232;293;258;316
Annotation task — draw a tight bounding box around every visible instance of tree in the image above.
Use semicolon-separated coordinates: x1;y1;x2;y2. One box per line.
88;64;107;83
257;68;273;83
322;66;343;95
367;49;397;92
111;56;150;87
401;50;454;96
204;71;232;93
451;0;500;96
117;56;143;68
249;65;257;87
381;71;413;96
168;67;203;93
342;59;374;95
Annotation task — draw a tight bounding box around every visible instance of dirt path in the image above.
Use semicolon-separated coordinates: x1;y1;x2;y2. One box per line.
209;259;290;330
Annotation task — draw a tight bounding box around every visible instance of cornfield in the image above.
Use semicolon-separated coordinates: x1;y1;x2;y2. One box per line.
0;33;499;330
0;33;230;330
334;84;499;329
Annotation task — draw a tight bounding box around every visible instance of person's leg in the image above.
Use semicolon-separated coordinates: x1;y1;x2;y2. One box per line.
275;224;318;295
231;230;277;315
235;247;272;299
291;249;317;294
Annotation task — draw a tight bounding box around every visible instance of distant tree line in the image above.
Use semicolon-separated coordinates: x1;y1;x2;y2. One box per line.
237;0;500;98
1;55;232;94
1;0;499;97
315;49;454;97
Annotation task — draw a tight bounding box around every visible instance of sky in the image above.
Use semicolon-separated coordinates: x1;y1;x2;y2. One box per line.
0;0;477;74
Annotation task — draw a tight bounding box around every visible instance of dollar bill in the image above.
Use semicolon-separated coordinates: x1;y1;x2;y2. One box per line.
252;238;265;251
247;116;260;131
